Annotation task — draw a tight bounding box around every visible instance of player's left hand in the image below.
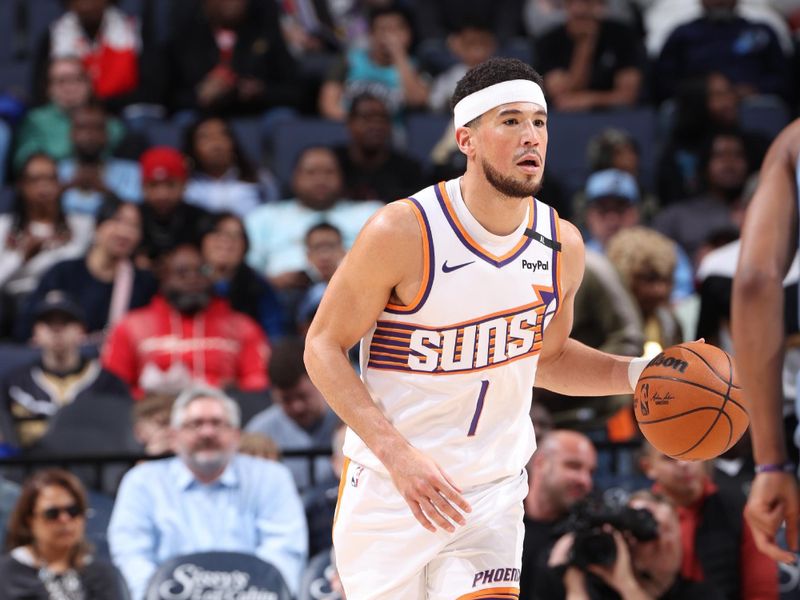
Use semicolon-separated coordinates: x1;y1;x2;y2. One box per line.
385;445;472;533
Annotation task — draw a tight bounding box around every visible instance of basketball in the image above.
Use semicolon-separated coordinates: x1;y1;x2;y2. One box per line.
633;342;749;461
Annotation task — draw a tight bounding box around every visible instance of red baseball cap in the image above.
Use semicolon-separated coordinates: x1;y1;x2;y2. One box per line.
140;146;188;183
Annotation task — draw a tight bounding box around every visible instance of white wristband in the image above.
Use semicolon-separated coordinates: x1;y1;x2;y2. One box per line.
627;357;650;392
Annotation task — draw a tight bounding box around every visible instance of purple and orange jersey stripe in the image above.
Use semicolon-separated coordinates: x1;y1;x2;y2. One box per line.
549;206;563;316
367;299;553;375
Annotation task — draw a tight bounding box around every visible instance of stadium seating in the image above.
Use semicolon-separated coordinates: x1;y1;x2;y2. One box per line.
546;108;658;197
299;550;341;600
145;552;292;600
271;119;349;187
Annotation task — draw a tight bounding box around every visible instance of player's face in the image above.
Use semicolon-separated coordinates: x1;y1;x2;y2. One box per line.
473;102;547;199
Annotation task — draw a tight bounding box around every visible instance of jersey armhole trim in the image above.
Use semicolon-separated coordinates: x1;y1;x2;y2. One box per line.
550;206;563;317
385;197;435;315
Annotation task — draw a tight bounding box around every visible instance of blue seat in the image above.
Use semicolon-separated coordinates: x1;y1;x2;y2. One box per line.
86;490;116;560
405;113;450;167
740;95;791;141
118;0;146;17
0;343;40;381
546;108;658;197
299;550;342;600
142;118;183;150
145;552;292;600
271;119;348;187
230;117;264;169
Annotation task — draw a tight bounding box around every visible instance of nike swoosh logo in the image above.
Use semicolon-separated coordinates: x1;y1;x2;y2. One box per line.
442;260;475;273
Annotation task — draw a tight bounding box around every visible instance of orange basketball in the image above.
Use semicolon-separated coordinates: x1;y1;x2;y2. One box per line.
633;342;749;461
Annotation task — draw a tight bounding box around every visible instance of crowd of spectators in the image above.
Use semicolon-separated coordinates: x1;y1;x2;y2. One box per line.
0;0;799;597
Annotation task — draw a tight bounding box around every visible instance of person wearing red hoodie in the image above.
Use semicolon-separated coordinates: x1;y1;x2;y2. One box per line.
102;242;269;398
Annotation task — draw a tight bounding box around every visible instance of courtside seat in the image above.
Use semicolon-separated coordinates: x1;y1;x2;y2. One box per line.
299;550;341;600
145;552;292;600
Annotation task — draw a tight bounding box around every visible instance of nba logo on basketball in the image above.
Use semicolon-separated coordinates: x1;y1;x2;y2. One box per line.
640;383;650;416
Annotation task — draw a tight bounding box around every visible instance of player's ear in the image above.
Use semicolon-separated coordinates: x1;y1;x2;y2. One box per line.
455;125;476;158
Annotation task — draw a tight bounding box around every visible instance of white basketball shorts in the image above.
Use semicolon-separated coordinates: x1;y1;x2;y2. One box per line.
333;459;528;600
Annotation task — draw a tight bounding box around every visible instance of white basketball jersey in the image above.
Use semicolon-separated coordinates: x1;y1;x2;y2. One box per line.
343;178;563;488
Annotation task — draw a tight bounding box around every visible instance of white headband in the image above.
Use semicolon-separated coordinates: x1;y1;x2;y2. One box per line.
453;79;548;129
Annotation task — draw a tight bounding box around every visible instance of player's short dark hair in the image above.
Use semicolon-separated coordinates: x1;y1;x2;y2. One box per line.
450;58;544;124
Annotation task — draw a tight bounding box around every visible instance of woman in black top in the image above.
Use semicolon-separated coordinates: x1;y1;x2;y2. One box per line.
0;469;126;600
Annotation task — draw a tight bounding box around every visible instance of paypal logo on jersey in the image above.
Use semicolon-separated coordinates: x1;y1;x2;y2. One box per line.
407;307;544;373
522;259;548;272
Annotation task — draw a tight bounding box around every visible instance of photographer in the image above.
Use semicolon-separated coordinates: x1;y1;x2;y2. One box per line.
535;491;724;600
520;430;597;599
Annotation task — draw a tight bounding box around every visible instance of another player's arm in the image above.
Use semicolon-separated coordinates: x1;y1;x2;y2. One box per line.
304;202;471;532
732;119;800;563
534;220;638;396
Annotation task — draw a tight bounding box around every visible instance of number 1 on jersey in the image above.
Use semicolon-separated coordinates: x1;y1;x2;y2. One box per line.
467;380;490;436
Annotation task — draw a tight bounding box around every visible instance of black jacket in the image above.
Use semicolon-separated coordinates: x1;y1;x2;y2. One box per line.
0;553;126;600
164;0;304;114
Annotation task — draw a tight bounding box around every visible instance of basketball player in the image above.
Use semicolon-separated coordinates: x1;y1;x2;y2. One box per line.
732;118;800;564
304;57;649;599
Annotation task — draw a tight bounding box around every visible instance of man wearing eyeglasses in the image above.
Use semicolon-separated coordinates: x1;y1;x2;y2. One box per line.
108;386;308;600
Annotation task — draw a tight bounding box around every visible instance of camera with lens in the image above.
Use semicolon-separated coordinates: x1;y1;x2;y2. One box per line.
558;497;659;569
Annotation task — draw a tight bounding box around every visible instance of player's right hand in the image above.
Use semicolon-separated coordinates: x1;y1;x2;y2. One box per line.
745;472;799;564
386;446;472;533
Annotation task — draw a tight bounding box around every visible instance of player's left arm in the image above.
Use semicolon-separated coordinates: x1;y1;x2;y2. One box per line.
534;219;638;396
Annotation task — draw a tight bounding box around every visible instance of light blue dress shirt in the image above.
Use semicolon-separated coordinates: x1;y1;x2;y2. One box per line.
58;158;142;215
246;405;339;491
108;454;308;600
244;198;382;278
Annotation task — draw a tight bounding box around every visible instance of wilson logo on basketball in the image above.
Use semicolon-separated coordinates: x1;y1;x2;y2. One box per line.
648;352;689;373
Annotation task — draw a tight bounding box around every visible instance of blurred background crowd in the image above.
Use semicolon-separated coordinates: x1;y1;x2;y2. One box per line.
0;0;798;598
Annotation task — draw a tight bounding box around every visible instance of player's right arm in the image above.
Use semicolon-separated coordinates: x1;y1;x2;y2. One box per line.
732;118;800;564
304;201;471;533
